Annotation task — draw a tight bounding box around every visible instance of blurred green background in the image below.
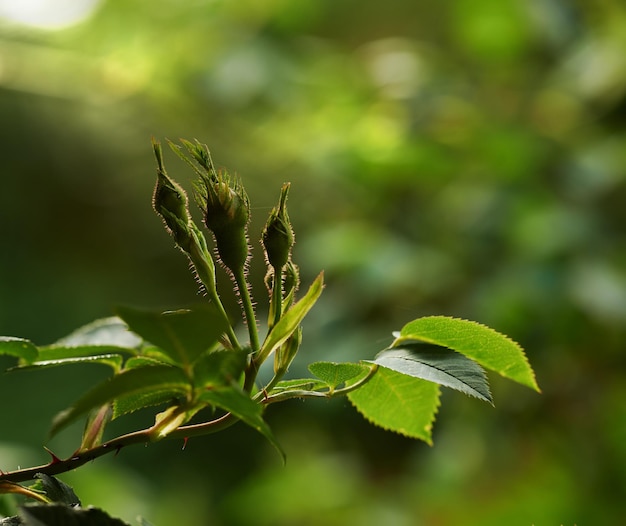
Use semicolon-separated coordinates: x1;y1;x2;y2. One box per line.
1;0;625;524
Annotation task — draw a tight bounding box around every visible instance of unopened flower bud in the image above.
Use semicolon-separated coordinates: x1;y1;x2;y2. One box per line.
204;178;250;232
262;183;294;271
198;172;251;273
152;139;193;251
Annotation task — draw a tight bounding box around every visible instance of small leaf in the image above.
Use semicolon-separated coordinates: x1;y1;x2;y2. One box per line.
33;474;80;506
396;316;540;392
198;387;285;461
308;361;371;390
51;365;191;436
151;404;201;440
0;481;48;504
52;317;142;348
79;404;112;451
116;304;228;368
259;272;324;362
374;343;492;404
0;337;38;364
347;365;441;444
270;378;328;393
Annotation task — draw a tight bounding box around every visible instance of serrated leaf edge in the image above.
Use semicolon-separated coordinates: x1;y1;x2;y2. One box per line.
347;367;442;445
397;316;540;392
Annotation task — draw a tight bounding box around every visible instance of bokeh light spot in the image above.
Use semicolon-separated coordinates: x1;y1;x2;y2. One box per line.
0;0;102;30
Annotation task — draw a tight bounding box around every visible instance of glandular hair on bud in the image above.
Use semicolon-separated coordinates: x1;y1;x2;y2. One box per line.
283;260;300;297
204;180;249;232
154;174;190;224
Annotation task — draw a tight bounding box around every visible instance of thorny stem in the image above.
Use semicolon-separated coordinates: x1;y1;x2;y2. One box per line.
0;367;378;485
233;267;260;352
0;413;239;485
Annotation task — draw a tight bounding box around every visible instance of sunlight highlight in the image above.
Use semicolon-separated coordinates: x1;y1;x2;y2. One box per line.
0;0;102;30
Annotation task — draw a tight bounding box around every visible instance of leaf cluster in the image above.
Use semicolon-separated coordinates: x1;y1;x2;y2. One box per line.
0;139;539;522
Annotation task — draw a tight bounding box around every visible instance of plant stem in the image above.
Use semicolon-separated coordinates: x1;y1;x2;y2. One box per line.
0;413;239;485
188;231;241;350
261;363;379;405
0;364;378;485
233;267;260;352
269;269;283;329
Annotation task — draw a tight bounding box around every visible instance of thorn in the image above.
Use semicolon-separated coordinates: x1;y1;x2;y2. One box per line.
43;446;62;465
114;446;123;457
182;437;189;451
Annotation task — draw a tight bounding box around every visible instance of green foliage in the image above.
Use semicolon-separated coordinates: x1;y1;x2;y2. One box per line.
258;272;324;363
2;1;625;522
348;367;441;444
374;344;492;403
51;365;191;436
115;305;228;367
395;316;540;391
0;338;38;364
0;139;539;524
308;362;371;391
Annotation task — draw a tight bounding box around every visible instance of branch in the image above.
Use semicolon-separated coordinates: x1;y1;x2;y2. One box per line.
0;413;238;484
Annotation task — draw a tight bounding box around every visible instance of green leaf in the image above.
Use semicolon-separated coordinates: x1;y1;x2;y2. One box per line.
270;378;328;394
112;388;185;420
374;343;492;404
52;317;142;349
134;345;180;366
192;348;247;388
259;272;324;362
396;316;540;392
198;387;284;461
37;345;134;361
151;404;202;440
0;337;38;364
123;356;170;369
347;365;441;444
79;404;112;451
11;343;137;373
51;365;191;436
116;304;229;368
308;361;371;390
14;354;125;373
